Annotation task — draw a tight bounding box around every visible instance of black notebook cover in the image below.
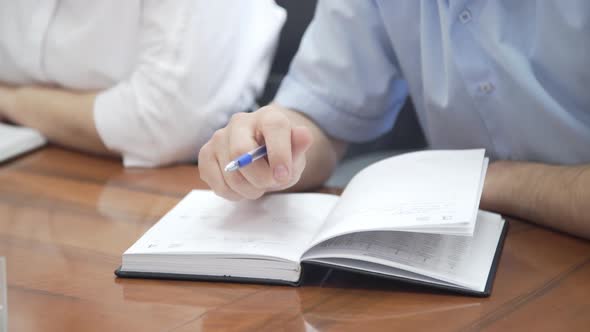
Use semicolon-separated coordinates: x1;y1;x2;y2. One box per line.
114;268;301;286
115;220;508;297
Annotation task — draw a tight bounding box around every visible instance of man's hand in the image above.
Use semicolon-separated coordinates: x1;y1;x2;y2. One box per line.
198;105;314;201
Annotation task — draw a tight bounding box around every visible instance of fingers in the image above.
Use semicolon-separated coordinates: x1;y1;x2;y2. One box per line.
256;110;293;185
199;113;268;200
199;107;308;200
227;115;276;190
198;131;243;201
287;126;314;187
291;125;313;159
216;127;265;200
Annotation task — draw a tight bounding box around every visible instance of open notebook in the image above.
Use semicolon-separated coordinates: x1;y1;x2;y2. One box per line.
116;149;508;296
0;124;46;163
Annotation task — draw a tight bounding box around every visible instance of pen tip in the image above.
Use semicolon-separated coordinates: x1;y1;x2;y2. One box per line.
224;161;239;172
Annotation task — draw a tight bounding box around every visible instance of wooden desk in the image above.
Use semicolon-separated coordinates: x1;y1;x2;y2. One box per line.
1;148;589;331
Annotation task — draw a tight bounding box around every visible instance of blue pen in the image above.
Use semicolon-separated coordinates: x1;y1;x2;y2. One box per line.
224;145;267;172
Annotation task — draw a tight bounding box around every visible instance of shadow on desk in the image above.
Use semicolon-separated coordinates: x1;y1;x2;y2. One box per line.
300;264;467;296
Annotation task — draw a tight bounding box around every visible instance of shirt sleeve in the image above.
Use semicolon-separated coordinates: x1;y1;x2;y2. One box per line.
94;0;285;167
275;0;408;143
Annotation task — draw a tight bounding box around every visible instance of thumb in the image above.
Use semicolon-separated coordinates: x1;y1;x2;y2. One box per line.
291;126;313;159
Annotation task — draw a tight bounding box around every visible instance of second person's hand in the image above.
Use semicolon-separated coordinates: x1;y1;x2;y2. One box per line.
198;105;313;201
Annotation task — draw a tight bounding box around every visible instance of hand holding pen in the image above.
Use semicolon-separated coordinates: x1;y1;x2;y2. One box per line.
224;145;268;172
198;106;313;201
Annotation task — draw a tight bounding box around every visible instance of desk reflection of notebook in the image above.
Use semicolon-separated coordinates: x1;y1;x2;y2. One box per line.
0;123;46;163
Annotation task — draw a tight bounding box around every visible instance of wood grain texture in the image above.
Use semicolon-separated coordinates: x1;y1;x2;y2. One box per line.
1;147;589;331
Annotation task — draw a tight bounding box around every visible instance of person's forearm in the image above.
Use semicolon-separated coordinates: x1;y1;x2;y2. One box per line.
0;84;15;122
6;85;115;156
276;105;348;190
481;160;590;239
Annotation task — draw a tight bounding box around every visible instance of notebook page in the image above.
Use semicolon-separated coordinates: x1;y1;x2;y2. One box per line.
400;157;488;236
309;149;486;247
306;257;459;289
0;123;46;162
125;190;339;263
302;211;504;291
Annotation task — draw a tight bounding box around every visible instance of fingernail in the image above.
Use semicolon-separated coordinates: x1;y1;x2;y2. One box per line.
273;164;289;182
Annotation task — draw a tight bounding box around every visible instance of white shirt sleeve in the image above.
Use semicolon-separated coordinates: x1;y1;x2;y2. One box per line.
94;0;285;167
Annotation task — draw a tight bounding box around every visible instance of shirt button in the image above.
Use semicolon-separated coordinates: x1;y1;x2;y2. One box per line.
459;9;472;24
478;82;495;94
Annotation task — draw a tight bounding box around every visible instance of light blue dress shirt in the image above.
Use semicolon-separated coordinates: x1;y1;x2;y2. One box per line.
275;0;590;164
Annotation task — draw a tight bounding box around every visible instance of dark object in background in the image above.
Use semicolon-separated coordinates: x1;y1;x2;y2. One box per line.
259;0;427;157
258;0;317;104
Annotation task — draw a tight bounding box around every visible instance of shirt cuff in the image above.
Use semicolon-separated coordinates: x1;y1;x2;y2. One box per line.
274;76;399;143
94;87;162;168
